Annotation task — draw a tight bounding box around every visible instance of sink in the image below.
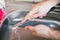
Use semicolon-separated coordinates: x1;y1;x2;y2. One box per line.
7;10;60;30
0;10;60;40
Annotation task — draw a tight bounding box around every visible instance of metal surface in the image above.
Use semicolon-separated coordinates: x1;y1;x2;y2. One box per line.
0;4;60;40
6;10;60;30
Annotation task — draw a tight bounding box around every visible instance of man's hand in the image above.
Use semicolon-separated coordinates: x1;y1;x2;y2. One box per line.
25;25;60;40
25;25;52;38
21;0;51;23
20;0;59;24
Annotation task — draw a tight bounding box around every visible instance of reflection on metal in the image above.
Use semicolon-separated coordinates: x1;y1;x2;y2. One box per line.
5;10;60;31
55;6;60;7
50;24;56;28
9;26;21;40
30;19;60;25
12;18;23;21
54;9;60;11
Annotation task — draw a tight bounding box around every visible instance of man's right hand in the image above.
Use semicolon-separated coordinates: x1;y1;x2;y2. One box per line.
20;0;59;24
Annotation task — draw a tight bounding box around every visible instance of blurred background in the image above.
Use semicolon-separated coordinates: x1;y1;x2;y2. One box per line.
5;0;42;14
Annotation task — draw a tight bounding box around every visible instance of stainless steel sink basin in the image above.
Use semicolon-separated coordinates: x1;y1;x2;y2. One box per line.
0;10;60;40
7;10;60;30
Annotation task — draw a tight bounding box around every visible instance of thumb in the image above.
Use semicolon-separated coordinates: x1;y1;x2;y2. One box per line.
25;26;37;36
25;26;35;31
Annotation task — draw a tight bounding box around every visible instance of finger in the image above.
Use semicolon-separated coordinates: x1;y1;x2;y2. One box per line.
39;13;47;18
20;17;28;24
28;13;39;19
25;26;35;31
29;11;47;19
35;24;48;27
43;13;47;16
21;12;39;23
26;8;38;18
25;26;31;30
35;24;51;32
31;4;35;9
20;9;38;23
37;12;44;18
25;26;37;36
